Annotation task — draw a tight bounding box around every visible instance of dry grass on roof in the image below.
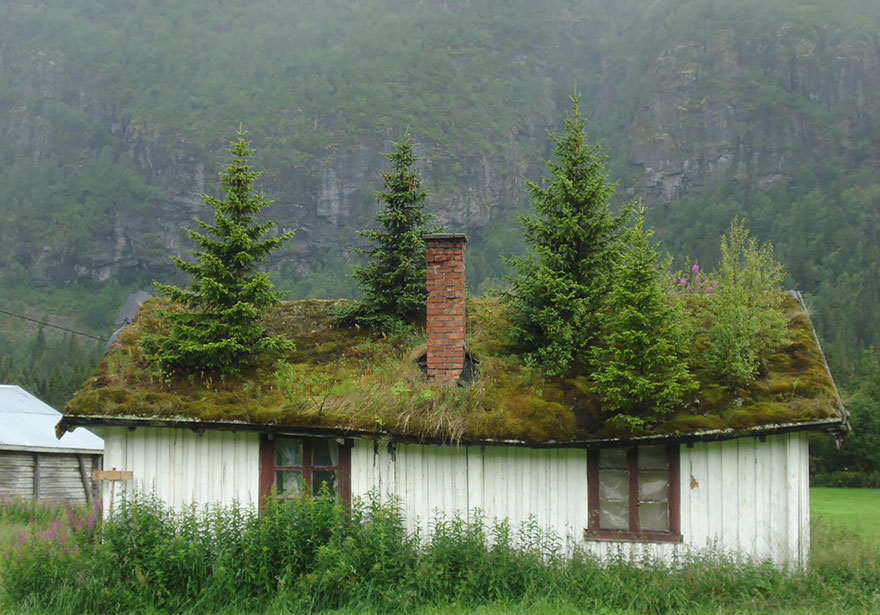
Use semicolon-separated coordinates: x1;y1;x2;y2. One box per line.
64;294;844;443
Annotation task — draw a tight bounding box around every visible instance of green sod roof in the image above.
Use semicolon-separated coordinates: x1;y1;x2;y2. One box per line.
60;294;847;446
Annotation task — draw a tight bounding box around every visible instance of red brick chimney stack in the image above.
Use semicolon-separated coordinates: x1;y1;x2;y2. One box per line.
424;233;467;385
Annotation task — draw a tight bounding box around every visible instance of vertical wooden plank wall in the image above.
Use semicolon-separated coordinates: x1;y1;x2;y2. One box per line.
682;432;810;567
100;427;260;513
98;428;809;566
351;433;810;566
351;441;589;551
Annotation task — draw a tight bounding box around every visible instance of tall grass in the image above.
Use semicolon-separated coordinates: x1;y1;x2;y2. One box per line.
1;493;878;614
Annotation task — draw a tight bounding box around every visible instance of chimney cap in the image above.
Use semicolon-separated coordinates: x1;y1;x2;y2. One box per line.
423;233;468;242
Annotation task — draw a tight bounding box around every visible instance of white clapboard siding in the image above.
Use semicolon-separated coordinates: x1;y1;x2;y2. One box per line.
101;426;810;567
676;432;809;567
351;432;810;567
100;427;260;513
352;441;589;553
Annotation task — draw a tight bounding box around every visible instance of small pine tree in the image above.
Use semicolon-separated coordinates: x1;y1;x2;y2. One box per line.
705;217;789;387
588;211;695;427
334;130;437;330
145;129;293;374
506;90;630;376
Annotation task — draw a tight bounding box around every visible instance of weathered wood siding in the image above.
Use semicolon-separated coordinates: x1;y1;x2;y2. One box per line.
351;432;810;567
0;450;100;504
350;442;589;552
99;427;809;566
0;452;34;497
100;427;259;512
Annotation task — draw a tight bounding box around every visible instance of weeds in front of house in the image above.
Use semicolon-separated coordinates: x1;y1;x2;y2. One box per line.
1;495;878;614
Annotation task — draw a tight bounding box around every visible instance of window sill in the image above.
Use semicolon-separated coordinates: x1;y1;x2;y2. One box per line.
583;529;683;543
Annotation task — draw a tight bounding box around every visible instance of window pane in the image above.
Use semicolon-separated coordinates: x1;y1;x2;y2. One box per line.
638;471;669;501
599;500;629;530
639;501;669;531
312;439;339;467
599;470;629;501
276;469;302;497
312;469;338;497
638;445;668;469
599;448;628;469
276;438;303;467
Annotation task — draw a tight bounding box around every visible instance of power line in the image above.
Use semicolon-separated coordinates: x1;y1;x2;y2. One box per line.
0;308;108;343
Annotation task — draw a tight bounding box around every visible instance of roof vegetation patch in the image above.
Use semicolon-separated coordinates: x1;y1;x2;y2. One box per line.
65;294;843;444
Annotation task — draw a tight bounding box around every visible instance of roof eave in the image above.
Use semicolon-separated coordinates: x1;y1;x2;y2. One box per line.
57;414;847;449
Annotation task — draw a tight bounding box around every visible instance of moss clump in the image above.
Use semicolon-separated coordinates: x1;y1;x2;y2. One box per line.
65;294;844;444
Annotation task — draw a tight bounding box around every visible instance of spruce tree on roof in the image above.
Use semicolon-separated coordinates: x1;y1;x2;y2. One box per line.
334;130;438;331
145;129;293;374
506;90;631;376
588;210;695;428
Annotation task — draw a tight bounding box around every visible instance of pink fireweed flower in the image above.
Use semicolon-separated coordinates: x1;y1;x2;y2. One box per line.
692;263;699;274
679;277;687;287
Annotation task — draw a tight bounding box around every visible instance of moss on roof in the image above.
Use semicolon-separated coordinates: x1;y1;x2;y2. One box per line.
64;295;845;444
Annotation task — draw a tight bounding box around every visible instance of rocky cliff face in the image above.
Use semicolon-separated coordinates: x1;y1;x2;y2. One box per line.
2;11;878;287
621;25;880;204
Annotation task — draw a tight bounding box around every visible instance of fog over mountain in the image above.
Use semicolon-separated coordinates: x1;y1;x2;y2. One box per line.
2;0;879;400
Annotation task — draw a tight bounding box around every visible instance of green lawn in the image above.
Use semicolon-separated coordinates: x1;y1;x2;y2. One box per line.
810;487;880;543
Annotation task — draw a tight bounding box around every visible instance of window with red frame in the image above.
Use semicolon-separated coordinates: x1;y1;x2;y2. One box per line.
259;436;351;508
586;444;681;541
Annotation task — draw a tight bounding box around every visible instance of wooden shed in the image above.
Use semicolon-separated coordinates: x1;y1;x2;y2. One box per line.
1;385;103;504
58;235;848;567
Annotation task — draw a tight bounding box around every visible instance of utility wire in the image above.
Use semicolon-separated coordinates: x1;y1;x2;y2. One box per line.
0;308;108;342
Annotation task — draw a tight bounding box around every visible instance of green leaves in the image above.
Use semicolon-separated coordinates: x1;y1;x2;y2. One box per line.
145;130;294;374
335;130;438;331
704;217;789;387
588;210;695;423
506;90;630;377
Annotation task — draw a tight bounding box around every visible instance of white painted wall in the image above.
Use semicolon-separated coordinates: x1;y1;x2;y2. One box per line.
99;427;260;512
99;426;809;567
351;433;810;567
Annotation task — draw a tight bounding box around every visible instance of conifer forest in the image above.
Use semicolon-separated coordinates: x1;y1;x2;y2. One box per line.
1;0;879;478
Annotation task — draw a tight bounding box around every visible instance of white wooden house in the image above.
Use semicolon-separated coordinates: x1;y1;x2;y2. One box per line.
58;235;847;567
1;385;103;504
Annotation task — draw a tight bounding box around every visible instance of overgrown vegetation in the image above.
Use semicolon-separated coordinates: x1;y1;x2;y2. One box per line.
65;283;841;443
811;349;880;486
506;91;631;377
702;218;790;387
142;130;294;374
587;211;695;430
2;494;878;614
334;130;439;332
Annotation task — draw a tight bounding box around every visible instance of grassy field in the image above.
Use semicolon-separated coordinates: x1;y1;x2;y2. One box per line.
1;488;878;615
811;487;880;543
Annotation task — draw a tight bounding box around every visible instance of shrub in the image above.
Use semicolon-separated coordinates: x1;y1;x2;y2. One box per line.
3;494;880;614
704;217;789;387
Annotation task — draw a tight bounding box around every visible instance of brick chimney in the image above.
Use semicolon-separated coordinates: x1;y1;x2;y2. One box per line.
424;233;467;385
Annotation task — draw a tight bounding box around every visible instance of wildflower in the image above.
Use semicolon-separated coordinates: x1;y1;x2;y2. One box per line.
114;342;123;349
679;277;687;287
692;262;699;274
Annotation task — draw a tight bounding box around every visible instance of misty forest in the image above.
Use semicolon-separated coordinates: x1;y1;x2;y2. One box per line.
1;0;879;479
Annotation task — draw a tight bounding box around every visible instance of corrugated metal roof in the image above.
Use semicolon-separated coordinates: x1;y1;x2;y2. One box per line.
0;385;103;452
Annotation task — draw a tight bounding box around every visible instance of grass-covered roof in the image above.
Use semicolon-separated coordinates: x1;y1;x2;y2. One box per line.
62;294;847;445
